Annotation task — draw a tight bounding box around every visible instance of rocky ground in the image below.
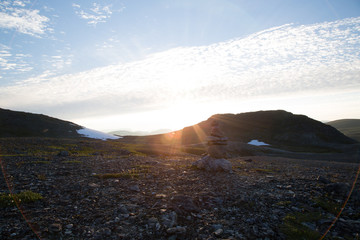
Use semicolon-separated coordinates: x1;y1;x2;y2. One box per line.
0;138;359;240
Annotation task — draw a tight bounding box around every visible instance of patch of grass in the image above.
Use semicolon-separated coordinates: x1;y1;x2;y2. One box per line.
254;168;275;173
0;191;43;208
94;169;141;179
121;144;148;156
280;211;322;240
134;165;152;173
181;146;206;155
313;197;342;215
276;201;292;207
63;160;82;164
36;174;46;181
31;160;51;164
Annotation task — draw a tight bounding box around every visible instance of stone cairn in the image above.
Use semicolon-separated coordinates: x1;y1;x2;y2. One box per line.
192;120;232;172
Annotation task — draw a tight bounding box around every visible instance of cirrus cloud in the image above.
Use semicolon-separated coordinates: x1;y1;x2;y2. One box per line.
72;2;118;26
0;0;50;37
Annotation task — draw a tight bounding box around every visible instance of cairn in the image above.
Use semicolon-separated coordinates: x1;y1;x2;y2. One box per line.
192;121;232;172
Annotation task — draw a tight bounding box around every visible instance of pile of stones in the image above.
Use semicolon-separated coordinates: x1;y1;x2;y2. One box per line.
192;121;232;172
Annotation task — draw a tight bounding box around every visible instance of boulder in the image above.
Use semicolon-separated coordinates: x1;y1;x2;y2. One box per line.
192;155;232;172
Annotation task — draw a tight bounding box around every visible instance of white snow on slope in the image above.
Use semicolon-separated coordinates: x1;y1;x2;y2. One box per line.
77;128;121;140
248;140;269;146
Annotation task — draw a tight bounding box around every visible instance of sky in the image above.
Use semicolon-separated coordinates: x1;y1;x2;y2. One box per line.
0;0;359;132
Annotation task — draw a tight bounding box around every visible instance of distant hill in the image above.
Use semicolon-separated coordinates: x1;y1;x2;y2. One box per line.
0;108;121;139
0;108;82;138
109;129;172;136
327;119;360;142
121;110;357;153
180;110;357;147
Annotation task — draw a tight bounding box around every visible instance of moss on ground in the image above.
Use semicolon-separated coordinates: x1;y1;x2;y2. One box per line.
280;211;322;240
0;191;43;208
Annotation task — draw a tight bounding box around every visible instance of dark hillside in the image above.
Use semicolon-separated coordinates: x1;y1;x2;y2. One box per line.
180;110;356;147
327;119;360;142
119;110;357;155
0;108;82;138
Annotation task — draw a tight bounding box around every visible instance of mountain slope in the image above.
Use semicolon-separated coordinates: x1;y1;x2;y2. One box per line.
180;110;356;147
327;119;360;142
121;110;357;155
0;108;83;138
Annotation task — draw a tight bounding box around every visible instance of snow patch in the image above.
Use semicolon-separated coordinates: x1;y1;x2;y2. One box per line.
248;140;270;146
77;128;121;140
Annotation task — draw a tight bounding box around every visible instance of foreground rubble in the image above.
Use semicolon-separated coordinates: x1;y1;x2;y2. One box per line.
0;138;359;239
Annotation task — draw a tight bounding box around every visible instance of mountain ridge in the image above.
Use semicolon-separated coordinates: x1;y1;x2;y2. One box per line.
327;119;360;142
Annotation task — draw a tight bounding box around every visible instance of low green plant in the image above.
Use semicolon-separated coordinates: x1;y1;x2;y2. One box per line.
36;174;46;180
31;160;50;164
63;160;82;164
0;191;43;207
94;169;140;179
254;168;274;173
280;211;322;240
276;201;292;206
313;197;342;215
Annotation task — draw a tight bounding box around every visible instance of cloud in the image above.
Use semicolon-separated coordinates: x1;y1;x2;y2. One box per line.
0;17;359;120
72;2;115;26
0;44;33;79
0;0;50;37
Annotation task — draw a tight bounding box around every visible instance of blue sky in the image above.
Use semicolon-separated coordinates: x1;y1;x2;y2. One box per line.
1;0;360;132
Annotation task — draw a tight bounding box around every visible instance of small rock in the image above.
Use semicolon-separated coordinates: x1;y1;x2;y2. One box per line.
118;204;129;214
214;228;223;236
66;224;73;229
162;211;177;228
317;176;331;184
129;185;140;192
325;182;350;196
167;226;186;234
49;223;62;233
58;150;70;157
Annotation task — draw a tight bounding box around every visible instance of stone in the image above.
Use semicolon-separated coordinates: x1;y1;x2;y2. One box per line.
324;182;350;196
214;228;223;236
171;195;199;213
49;223;62;233
317;176;331;184
161;211;177;228
129;185;140;192
208;144;227;158
192;155;232;172
58;150;70;157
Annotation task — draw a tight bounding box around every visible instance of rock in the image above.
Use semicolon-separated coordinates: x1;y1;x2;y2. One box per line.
148;217;160;230
167;226;186;234
214;228;223;236
58;150;70;157
212;224;223;231
171;195;199;214
192;155;232;172
208;144;227;158
324;182;350;196
66;224;73;229
317;176;331;184
129;185;140;192
161;211;177;228
49;223;62;233
118;204;129;214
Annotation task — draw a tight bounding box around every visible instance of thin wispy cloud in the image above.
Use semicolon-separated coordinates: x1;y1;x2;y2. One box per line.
1;17;359;119
73;2;115;26
0;44;33;79
0;0;50;37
